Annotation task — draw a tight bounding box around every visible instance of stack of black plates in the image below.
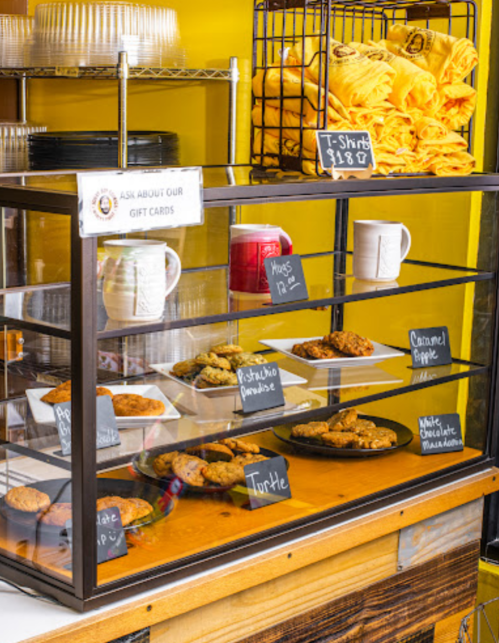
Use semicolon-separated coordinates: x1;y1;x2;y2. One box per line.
28;131;179;171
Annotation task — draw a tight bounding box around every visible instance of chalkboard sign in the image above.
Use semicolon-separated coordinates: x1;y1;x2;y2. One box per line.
54;395;121;456
66;506;128;565
316;130;376;172
418;414;464;455
264;254;308;305
409;326;452;368
244;456;291;510
237;362;285;414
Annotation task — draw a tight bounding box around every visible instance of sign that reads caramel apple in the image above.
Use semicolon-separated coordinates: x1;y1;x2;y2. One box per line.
409;326;452;368
244;456;291;510
78;167;204;237
237;362;285;414
418;414;463;456
316;130;376;173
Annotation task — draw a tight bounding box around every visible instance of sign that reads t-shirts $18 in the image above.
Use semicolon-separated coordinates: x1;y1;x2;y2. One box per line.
77;167;204;237
316;130;376;172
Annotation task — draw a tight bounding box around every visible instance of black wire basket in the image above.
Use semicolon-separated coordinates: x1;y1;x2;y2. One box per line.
252;0;477;176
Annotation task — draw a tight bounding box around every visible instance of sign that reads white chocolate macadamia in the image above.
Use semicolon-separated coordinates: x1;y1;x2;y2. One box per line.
78;168;204;237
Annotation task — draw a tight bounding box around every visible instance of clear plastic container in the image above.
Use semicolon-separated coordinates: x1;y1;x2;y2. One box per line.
0;122;47;172
0;15;33;68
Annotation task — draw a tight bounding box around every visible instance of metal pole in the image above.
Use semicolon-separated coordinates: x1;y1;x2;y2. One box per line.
18;75;27;123
118;51;129;169
228;57;239;165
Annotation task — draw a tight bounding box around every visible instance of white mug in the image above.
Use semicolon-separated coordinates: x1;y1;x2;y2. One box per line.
353;220;411;282
103;239;181;322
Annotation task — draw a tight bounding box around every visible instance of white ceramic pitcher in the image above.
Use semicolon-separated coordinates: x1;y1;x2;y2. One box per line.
103;239;181;322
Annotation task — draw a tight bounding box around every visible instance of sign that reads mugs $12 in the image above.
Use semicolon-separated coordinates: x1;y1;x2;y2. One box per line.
78;168;204;237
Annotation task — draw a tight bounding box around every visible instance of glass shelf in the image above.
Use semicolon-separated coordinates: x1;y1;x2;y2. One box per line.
1;254;493;340
0;352;488;472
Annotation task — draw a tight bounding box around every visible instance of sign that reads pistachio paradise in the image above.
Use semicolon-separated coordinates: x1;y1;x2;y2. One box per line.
78;168;204;237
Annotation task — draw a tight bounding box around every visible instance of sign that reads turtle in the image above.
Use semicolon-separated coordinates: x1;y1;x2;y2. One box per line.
418;414;464;455
78;167;204;237
237;362;285;414
244;456;291;510
409;326;452;368
316;130;376;173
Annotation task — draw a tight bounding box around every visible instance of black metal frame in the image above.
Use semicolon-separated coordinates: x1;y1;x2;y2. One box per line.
252;0;476;175
0;166;499;610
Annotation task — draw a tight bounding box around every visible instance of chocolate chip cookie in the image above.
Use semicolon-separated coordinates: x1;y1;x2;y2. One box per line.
202;462;246;486
128;498;154;521
113;394;165;417
96;496;136;527
5;487;51;513
219;438;260;454
186;443;234;462
153;451;179;477
39;503;72;527
172;454;207;487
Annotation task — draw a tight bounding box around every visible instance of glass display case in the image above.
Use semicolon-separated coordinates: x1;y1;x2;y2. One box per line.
0;167;498;611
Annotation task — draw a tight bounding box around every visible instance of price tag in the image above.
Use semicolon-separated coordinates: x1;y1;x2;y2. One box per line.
316;130;376;173
54;395;121;457
237;362;285;414
264;255;308;305
409;327;452;368
66;506;128;565
418;414;464;455
244;456;291;510
77;167;204;237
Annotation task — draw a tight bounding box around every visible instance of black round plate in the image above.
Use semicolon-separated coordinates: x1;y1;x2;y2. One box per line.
273;414;413;458
132;447;288;493
0;478;173;538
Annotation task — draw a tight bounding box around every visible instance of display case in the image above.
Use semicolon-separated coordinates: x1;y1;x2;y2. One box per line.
0;166;498;611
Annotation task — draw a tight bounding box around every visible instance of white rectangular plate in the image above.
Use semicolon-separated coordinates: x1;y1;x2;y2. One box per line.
259;337;405;369
150;363;307;396
26;385;181;427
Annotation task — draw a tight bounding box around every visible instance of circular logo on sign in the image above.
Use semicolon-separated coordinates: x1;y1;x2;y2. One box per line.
406;32;426;55
332;44;356;59
91;188;118;222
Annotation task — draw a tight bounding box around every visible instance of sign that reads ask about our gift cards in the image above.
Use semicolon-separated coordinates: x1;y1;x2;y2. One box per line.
78;168;204;237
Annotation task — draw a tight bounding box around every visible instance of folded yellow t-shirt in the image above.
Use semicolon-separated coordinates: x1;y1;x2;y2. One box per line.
351;41;437;112
383;24;478;84
428;151;476;176
414;117;449;141
417;129;468;155
290;38;396;107
433;82;477;130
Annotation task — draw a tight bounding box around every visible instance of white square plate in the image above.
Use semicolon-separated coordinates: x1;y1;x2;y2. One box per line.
150;363;307;396
26;385;181;427
259;337;405;369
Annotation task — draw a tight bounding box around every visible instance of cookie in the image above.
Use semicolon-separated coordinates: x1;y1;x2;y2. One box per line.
231;454;269;466
354;433;392;449
211;344;244;356
5;487;51;513
202;461;246;486
322;431;358;448
219;438;260;454
303;341;346;360
349;419;377;434
186;443;234;462
153;451;179;477
371;427;397;445
41;381;113;404
327;409;358;431
229;352;267;369
325;331;374;357
291;422;330;438
195;352;232;371
113;394;165;417
128;498;153;521
172;454;207;487
291;343;309;359
171;359;202;379
197;367;238;387
39;503;72;527
96;496;136;526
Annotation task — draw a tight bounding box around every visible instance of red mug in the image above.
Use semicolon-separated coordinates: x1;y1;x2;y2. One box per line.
229;224;293;294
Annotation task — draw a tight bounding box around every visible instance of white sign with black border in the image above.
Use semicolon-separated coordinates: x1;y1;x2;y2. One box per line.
77;167;204;237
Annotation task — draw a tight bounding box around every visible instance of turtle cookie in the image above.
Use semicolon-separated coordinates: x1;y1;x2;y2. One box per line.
186;443;234;462
327;409;358;431
197;367;238;387
211;344;244;356
195;352;232;371
202;462;246;487
322;431;358;448
325;331;374;357
153;451;179;477
113;394;165;417
291;422;330;439
219;438;260;454
128;498;154;521
171;359;202;379
172;453;207;487
96;496;136;526
231;454;269;466
39;503;72;527
229;352;267;369
5;486;51;513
